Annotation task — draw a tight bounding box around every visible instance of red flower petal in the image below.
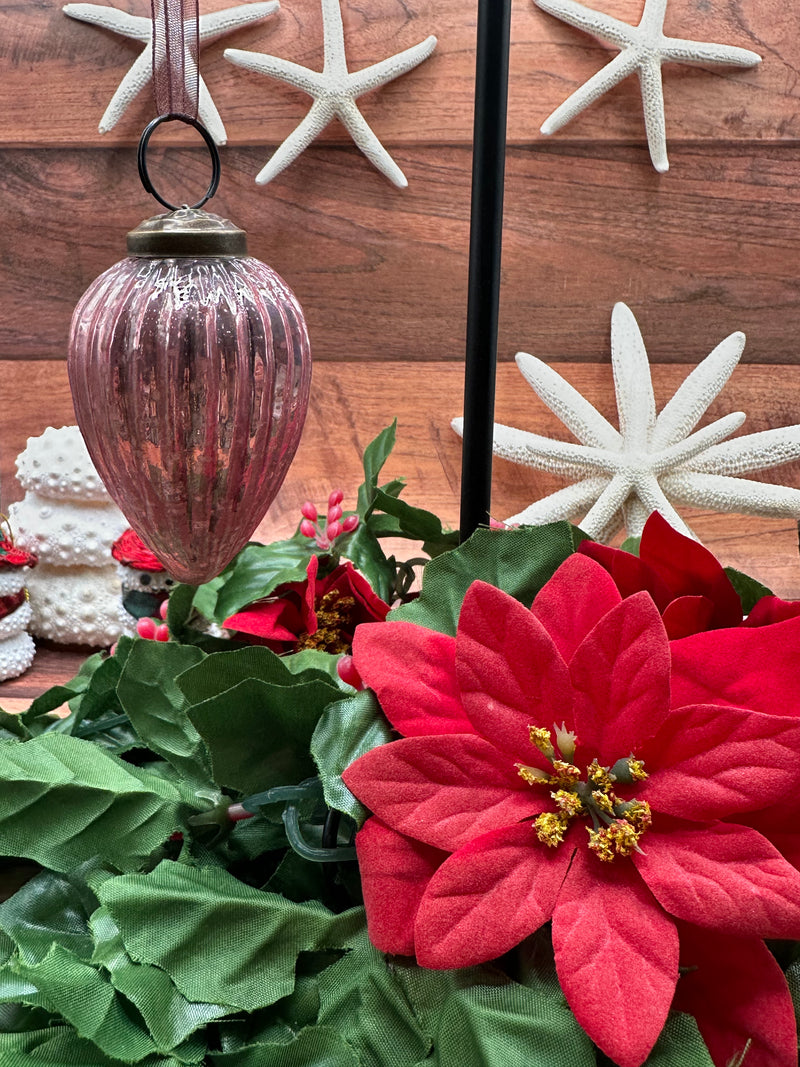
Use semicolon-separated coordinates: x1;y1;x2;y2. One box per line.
325;562;391;623
455;581;573;760
551;847;678;1067
579;539;673;610
224;599;305;643
638;511;742;630
660;595;715;640
352;622;473;737
674;923;797;1067
634;823;800;939
671;616;800;715
743;596;800;628
414;822;575;968
342;733;545;852
569;592;670;764
355;817;447;956
530;553;622;663
640;704;800;821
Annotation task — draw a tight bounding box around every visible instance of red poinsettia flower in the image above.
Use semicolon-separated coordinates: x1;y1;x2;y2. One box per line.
579;510;800;639
224;555;390;655
343;554;800;1067
111;529;165;572
0;538;36;569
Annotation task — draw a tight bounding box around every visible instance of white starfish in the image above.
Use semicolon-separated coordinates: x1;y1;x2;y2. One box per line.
224;0;437;187
452;303;800;543
63;1;280;144
534;0;761;172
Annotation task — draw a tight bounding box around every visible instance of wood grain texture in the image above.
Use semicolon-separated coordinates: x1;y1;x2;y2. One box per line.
1;357;799;585
5;143;800;362
0;0;788;147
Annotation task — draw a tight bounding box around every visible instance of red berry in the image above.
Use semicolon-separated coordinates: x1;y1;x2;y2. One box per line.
159;598;169;620
300;519;316;539
326;521;342;541
227;803;255;822
337;654;363;690
137;617;157;639
342;515;359;533
155;623;170;642
300;501;318;521
328;489;344;507
327;504;343;523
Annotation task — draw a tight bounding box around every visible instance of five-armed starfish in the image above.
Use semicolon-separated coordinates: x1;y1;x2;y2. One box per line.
225;0;437;187
535;0;761;172
452;303;800;542
63;2;280;144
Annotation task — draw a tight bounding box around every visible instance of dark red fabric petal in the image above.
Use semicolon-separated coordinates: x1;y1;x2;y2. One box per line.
638;511;742;629
223;598;306;642
552;846;678;1067
640;704;800;821
673;923;798;1067
355;817;447;956
743;596;800;628
455;581;573;761
634;822;800;939
569;592;671;764
342;733;546;852
530;553;622;663
671;616;800;715
414;822;575;968
660;596;715;640
579;538;673;610
352;622;473;737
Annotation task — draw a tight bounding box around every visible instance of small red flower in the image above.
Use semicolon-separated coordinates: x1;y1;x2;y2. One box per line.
343;554;800;1066
224;555;390;655
0;538;36;569
111;529;165;572
579;511;800;638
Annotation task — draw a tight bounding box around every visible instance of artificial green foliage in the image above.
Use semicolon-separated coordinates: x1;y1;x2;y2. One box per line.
116;642;210;785
642;1014;714;1066
356;421;398;519
390;522;588;635
208;540;311;622
310;690;392;825
0;735;192;873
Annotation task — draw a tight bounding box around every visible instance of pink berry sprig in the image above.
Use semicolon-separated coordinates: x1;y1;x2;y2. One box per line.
299;489;359;551
136;597;170;641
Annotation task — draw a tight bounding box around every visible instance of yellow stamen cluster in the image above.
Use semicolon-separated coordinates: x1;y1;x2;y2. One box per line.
552;789;584;817
296;592;356;654
528;726;555;760
519;726;652;863
587;820;643;862
534;811;570;848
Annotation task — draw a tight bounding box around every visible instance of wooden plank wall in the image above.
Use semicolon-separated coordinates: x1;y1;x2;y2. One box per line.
2;0;800;621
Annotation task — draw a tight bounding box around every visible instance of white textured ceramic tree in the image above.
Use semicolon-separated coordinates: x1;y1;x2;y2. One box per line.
9;426;128;646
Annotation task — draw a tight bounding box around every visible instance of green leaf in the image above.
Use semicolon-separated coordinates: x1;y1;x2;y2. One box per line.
0;710;28;741
116;641;210;785
90;906;228;1053
357;422;397;518
17;652;106;728
0;869;96;964
619;535;641;557
164;584;198;640
212;540;312;622
0;1027;184;1066
177;646;303;705
190;576;225;622
391;523;587;635
208;1026;360;1067
370;489;459;557
724;566;774;615
311;690;392;826
9;943;157;1062
282;650;351;689
0;734;190;873
643;1012;714;1065
342;525;395;604
97;863;364;1013
187;677;332;794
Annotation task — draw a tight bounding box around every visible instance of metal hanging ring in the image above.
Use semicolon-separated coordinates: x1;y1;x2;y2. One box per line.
137;113;221;211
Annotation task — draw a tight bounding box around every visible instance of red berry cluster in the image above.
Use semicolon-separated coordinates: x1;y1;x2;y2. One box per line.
299;489;359;551
136;598;170;641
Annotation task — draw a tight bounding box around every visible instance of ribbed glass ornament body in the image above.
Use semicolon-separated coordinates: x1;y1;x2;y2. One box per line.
68;254;311;585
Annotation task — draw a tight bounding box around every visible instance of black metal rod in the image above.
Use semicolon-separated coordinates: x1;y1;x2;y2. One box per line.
459;0;512;541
